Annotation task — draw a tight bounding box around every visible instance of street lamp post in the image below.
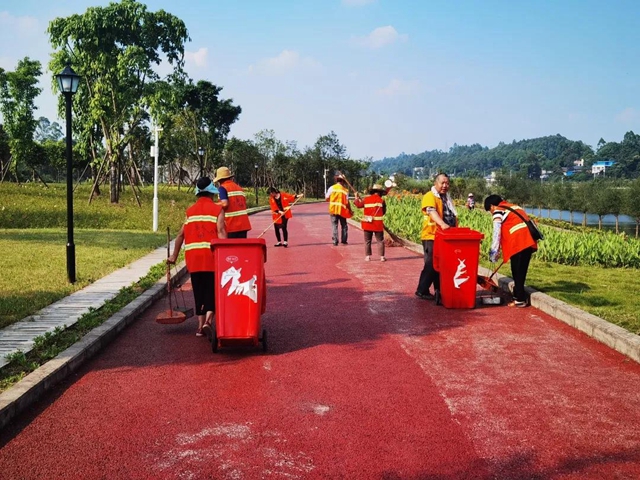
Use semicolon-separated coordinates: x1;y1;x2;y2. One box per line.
198;146;205;177
254;164;259;205
56;64;81;283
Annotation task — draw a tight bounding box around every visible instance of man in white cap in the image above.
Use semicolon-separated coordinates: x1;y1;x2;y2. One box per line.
466;193;476;210
325;174;352;246
213;166;252;238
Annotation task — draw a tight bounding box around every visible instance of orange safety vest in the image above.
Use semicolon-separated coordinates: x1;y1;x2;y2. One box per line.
220;180;252;233
357;193;385;232
184;197;223;272
495;201;538;262
328;183;352;219
269;192;296;224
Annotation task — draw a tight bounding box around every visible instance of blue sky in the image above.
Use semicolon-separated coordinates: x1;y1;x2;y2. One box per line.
1;0;639;159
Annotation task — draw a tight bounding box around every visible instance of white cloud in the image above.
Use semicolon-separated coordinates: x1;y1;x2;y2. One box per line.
185;47;208;68
377;78;420;97
615;107;637;123
352;26;408;49
342;0;375;6
0;11;40;37
248;50;321;76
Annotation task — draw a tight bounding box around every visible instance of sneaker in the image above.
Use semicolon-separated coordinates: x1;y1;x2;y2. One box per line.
380;256;386;262
415;291;434;300
365;256;371;262
333;241;338;246
274;242;282;247
341;241;348;245
283;242;288;248
508;300;527;308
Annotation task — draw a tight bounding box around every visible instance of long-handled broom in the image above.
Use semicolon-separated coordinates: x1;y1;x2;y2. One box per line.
156;227;194;324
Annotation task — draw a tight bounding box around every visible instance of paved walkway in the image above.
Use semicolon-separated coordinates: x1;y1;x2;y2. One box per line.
0;242;176;369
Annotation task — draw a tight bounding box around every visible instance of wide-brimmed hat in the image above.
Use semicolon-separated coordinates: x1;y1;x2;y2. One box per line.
468;193;474;197
195;176;219;196
214;166;233;183
369;184;385;193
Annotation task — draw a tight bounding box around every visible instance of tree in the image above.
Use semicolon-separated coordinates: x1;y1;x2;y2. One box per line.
34;116;63;142
0;124;10;181
624;178;640;237
48;0;189;203
0;57;42;183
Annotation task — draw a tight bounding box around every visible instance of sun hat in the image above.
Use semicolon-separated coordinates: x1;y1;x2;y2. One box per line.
195;176;219;196
468;193;474;197
369;184;385;193
213;166;233;183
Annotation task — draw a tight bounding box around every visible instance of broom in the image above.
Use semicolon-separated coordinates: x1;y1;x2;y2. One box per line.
156;227;192;324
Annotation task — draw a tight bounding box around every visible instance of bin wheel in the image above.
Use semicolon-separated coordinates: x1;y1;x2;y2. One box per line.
435;290;441;306
211;328;218;353
261;329;268;353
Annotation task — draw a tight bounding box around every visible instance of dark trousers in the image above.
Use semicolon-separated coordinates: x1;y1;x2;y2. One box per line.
330;215;348;244
417;240;439;294
510;247;534;302
364;230;384;256
228;230;248;239
274;218;289;243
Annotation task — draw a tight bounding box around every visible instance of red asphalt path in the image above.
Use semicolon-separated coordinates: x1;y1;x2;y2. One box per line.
1;202;640;479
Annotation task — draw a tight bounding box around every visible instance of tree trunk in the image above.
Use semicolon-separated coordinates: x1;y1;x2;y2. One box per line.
110;161;118;203
582;212;587;227
33;168;49;187
569;211;574;225
598;215;602;230
615;216;619;234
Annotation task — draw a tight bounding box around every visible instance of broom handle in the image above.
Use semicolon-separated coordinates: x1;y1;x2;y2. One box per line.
257;195;303;238
488;260;504;281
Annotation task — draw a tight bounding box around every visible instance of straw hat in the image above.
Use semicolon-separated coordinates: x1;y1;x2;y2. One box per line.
214;166;233;183
369;184;385;194
468;193;474;197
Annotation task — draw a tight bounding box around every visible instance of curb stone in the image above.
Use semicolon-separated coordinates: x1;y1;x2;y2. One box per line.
0;264;188;431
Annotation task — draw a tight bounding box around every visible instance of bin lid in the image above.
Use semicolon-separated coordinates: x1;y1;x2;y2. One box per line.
210;238;267;262
437;227;484;241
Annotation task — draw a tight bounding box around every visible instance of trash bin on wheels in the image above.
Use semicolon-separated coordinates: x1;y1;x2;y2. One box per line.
433;227;484;309
210;238;267;353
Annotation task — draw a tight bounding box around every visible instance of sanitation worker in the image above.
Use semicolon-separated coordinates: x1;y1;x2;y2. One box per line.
268;187;303;247
213;166;252;238
415;173;458;300
325;174;353;246
354;184;387;262
466;193;476;210
484;194;538;307
168;176;227;336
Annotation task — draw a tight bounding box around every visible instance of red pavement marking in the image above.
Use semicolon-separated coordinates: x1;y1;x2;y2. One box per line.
1;202;639;479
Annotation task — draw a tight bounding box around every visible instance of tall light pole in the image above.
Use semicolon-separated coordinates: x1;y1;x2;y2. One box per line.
254;164;259;205
198;146;205;177
152;125;163;232
56;64;80;283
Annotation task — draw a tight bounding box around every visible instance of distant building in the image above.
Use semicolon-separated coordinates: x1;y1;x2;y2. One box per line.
485;171;497;185
574;158;585;167
591;160;615;176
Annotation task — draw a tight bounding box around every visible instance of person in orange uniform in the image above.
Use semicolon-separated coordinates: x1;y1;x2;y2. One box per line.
268;187;303;247
484;194;538;307
354;184;387;262
415;173;458;300
213;166;252;239
168;177;227;336
325;174;352;246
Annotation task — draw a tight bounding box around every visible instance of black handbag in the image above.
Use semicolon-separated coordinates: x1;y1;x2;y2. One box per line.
502;205;544;241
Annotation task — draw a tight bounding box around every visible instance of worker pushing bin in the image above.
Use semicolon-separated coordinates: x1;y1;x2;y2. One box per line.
209;238;267;353
433;227;485;309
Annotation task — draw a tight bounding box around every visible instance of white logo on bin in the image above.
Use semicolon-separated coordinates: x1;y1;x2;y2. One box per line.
225;255;239;264
221;266;258;303
453;258;470;289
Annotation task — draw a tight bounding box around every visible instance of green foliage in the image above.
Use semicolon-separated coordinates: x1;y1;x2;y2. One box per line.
0;57;42;180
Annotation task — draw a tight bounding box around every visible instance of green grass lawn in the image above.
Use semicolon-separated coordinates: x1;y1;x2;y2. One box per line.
525;260;640;335
0;228;171;328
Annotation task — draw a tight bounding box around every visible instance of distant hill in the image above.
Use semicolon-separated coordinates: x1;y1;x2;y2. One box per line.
372;134;596;178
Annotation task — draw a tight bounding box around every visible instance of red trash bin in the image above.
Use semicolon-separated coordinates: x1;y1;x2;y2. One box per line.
210;238;267;352
433;227;484;309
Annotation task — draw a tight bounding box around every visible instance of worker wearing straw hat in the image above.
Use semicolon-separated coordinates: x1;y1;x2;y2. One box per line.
354;184;387;262
214;166;252;238
325;174;352;246
168;177;227;336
